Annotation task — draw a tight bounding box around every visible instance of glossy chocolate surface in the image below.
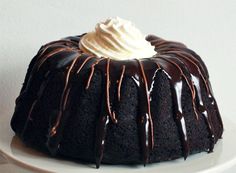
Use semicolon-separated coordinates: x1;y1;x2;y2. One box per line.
18;34;223;168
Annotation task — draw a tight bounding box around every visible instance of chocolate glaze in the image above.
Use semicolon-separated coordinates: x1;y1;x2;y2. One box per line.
17;34;223;168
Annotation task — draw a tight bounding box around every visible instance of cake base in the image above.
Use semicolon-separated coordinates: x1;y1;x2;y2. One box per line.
1;114;234;173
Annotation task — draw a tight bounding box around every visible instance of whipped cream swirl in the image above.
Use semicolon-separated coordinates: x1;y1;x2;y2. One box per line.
79;17;156;60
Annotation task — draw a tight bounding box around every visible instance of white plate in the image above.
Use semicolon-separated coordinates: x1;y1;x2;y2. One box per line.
0;112;236;173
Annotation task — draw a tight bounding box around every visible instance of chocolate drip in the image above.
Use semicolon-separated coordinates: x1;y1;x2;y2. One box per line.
18;41;81;139
159;51;217;151
136;59;157;165
47;55;97;154
207;82;223;138
18;34;223;168
117;65;126;101
94;58;115;168
20;72;52;139
156;56;190;158
49;56;80;137
94;105;109;168
104;58;118;123
86;58;106;89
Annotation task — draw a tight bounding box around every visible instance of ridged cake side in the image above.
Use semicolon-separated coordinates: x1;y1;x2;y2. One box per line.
11;35;223;168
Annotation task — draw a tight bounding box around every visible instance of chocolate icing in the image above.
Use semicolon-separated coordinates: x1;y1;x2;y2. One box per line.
17;34;223;168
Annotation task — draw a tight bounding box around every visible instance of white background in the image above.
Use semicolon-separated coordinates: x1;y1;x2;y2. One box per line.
0;0;236;172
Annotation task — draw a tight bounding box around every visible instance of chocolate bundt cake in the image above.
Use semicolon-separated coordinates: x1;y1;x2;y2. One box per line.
11;17;223;168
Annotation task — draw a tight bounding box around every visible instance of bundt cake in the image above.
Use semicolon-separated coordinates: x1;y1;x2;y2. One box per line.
11;17;223;168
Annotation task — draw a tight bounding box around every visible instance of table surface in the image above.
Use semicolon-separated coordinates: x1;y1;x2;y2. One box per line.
1;0;236;172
